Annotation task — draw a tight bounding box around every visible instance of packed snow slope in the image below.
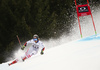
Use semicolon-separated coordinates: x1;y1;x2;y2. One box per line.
0;34;100;70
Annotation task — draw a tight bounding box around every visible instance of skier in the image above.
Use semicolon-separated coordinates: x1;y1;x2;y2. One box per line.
8;34;45;66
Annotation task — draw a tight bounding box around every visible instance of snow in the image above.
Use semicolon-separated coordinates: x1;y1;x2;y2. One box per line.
0;34;100;70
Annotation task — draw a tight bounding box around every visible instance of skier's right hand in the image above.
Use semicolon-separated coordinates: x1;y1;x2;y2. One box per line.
21;45;25;50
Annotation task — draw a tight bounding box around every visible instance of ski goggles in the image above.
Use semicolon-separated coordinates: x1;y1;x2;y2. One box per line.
33;38;38;41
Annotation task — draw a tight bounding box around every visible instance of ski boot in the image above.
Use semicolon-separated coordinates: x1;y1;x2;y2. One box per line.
8;59;18;66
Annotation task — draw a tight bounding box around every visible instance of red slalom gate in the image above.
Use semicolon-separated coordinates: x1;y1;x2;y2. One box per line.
74;0;97;38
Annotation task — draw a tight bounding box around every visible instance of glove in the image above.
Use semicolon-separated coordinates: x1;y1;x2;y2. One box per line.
40;50;44;55
21;45;25;50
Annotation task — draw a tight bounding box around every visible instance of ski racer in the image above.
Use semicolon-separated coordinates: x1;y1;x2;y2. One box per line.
8;34;45;66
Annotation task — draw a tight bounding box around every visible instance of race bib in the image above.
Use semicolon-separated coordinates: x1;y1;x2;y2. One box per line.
33;45;39;49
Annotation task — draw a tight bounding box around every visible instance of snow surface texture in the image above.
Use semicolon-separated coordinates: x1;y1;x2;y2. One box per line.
0;34;100;70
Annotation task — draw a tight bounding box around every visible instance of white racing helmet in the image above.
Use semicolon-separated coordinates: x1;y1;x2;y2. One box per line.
33;34;39;42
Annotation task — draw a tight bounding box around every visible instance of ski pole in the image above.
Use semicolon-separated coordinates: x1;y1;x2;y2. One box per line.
16;35;22;47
